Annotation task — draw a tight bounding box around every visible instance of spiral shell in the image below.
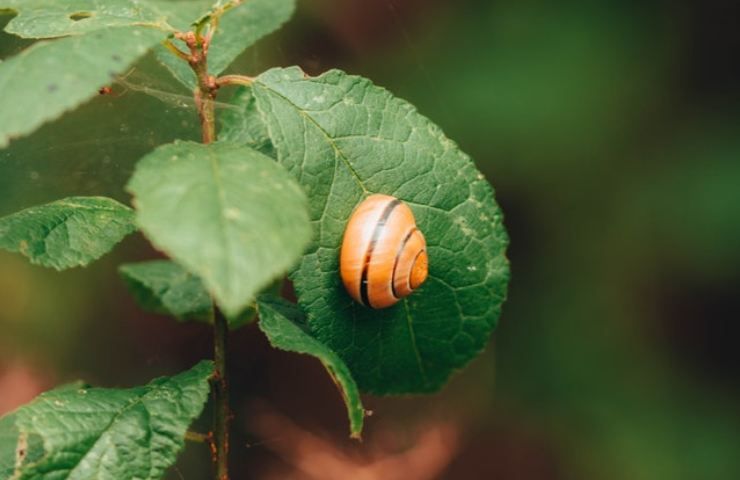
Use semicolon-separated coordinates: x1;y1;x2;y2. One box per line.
340;194;429;309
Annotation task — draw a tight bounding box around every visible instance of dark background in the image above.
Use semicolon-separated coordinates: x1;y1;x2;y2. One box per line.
1;0;739;478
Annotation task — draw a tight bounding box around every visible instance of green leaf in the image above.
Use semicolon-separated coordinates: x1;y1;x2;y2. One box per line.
0;0;212;38
156;0;295;88
119;260;258;328
219;86;275;158
0;361;213;480
119;260;213;322
127;141;312;317
257;295;365;438
239;67;510;394
0;27;163;148
0;197;136;270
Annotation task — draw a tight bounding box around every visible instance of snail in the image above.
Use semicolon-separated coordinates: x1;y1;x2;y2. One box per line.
340;194;429;309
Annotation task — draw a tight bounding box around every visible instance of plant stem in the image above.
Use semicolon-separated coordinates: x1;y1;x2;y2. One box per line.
175;24;230;479
178;30;219;145
192;58;217;144
212;308;230;480
194;86;217;144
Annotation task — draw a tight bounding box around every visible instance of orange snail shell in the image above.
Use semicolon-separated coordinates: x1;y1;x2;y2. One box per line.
340;194;429;309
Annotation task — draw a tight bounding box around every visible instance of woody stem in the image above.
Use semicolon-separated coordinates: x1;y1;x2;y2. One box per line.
212;308;230;480
192;57;217;145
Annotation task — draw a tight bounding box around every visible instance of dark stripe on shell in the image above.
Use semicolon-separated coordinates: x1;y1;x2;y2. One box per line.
390;227;418;298
360;198;401;307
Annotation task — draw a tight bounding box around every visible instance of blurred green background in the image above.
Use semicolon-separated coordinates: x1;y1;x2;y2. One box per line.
1;0;738;479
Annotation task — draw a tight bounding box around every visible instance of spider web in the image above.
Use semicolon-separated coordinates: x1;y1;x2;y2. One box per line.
0;55;203;214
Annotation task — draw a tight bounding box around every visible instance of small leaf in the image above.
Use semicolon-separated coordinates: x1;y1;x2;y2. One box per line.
0;196;136;270
0;27;163;148
119;260;213;322
156;0;295;88
127;141;312;317
219;86;275;158
257;295;365;438
0;0;212;38
0;361;213;480
236;67;510;394
119;259;258;328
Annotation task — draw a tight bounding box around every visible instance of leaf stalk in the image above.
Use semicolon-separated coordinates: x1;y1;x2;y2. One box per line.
215;75;254;88
184;431;210;443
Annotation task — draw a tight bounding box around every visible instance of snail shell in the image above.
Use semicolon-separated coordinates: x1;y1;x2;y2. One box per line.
340;194;429;309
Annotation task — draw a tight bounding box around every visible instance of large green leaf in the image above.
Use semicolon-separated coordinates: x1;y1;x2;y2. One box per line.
257;295;365;438
232;67;510;394
0;27;163;148
119;260;213;322
0;197;136;270
127;141;312;317
156;0;295;88
0;361;213;480
0;0;212;38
